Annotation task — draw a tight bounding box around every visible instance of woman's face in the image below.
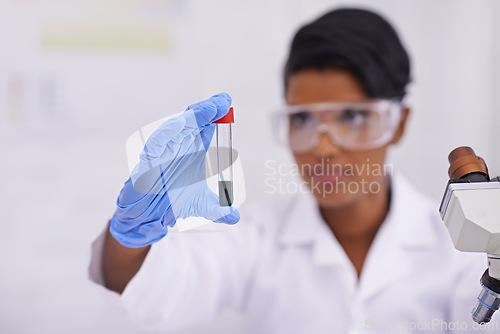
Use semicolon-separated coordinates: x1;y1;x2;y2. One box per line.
286;68;407;208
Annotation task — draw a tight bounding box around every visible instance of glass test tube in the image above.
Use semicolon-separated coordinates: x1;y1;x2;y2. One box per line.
214;107;234;206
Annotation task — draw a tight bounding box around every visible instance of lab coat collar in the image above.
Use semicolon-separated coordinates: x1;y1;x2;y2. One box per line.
277;188;349;266
278;171;439;260
357;171;441;301
388;171;439;249
278;171;440;302
278;188;331;246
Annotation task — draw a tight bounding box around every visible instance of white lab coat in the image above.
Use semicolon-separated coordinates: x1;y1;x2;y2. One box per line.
89;172;498;333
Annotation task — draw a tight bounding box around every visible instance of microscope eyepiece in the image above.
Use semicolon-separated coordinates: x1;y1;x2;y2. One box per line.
448;146;489;182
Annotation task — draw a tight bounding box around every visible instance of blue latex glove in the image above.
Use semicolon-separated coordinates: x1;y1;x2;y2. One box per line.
110;93;240;248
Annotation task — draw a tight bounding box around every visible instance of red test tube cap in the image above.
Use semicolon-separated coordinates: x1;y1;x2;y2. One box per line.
213;107;234;124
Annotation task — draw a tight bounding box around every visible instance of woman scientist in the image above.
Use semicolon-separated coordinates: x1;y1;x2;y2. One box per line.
89;8;495;334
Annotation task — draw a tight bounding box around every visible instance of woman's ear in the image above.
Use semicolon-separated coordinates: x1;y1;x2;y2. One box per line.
390;106;410;145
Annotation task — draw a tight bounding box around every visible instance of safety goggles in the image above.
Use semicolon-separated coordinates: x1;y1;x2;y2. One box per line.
272;99;403;152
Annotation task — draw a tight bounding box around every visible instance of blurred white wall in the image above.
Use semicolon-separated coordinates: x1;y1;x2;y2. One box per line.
0;0;498;333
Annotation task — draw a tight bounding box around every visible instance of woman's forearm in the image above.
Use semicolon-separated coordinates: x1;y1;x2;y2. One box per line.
102;222;151;294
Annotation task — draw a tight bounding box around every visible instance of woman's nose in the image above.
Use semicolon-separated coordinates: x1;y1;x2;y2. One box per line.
311;131;342;159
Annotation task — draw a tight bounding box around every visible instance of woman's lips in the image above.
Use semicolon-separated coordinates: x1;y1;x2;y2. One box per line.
309;165;349;182
310;174;345;183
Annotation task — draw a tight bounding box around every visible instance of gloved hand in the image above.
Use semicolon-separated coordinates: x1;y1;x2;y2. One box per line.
110;93;240;248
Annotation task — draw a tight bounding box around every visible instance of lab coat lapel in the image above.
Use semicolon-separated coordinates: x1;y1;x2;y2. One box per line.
358;172;438;302
278;190;351;267
278;172;439;301
279;191;332;246
358;217;412;302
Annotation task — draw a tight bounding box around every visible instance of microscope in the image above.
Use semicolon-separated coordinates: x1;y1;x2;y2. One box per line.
440;146;500;324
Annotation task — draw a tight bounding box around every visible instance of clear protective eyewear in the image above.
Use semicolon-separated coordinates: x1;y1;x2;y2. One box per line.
272;99;403;152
